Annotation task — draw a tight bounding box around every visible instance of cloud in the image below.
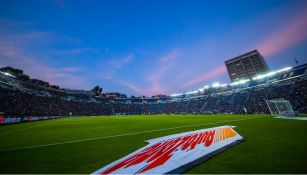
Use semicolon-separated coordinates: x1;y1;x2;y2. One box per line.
0;18;137;90
115;80;146;95
53;48;98;55
1;3;306;96
96;54;135;80
117;50;179;96
115;80;165;96
0;45;86;88
147;50;178;93
0;20;88;89
184;65;227;88
109;54;134;68
181;5;307;90
182;8;307;90
257;8;307;57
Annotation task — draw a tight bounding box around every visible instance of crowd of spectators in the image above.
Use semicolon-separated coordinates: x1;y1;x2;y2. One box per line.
149;77;306;114
0;75;306;117
0;87;113;116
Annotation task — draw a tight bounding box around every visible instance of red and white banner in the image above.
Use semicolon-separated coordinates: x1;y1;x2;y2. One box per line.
92;126;244;174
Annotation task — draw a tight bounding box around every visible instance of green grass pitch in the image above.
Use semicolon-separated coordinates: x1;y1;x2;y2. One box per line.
0;114;307;174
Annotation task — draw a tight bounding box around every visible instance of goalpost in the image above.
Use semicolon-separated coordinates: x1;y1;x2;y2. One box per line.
265;99;296;117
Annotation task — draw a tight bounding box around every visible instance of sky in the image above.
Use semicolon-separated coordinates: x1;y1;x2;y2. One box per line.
0;0;306;96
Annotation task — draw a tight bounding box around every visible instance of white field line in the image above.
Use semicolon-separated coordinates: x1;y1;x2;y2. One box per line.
0;116;268;152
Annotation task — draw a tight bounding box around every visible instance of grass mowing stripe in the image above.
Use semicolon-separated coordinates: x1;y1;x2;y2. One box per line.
0;116;268;152
0;132;12;136
0;120;61;136
0;126;40;136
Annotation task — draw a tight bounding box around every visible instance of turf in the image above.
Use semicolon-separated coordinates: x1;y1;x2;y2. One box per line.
0;114;307;174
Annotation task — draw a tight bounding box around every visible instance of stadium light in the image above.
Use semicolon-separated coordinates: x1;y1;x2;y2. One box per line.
230;79;250;86
252;66;292;80
278;66;292;72
220;83;228;87
0;71;15;78
203;85;210;89
170;66;292;97
198;88;204;91
170;93;183;97
186;90;198;95
212;82;220;88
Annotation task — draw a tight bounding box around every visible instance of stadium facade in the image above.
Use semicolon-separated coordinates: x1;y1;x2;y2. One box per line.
225;50;269;82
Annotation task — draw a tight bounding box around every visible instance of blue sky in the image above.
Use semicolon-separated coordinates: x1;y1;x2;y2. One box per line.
0;0;306;96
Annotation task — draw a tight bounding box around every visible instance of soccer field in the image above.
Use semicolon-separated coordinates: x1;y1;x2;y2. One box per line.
0;114;307;174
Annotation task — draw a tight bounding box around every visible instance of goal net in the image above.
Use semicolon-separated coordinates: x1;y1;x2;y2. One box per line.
266;99;296;117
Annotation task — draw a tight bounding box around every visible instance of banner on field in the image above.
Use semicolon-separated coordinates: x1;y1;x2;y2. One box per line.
92;125;244;174
0;116;64;124
0;115;4;123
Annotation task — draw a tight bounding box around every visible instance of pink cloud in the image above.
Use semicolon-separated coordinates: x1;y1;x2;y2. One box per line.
116;50;179;96
109;54;134;68
0;56;86;88
0;19;95;89
96;54;135;80
182;8;307;90
184;65;227;88
0;35;87;89
147;50;178;93
258;10;307;57
116;80;167;96
115;80;146;95
53;48;98;55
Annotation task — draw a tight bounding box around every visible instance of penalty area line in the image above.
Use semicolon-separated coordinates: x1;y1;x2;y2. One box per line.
0;116;268;152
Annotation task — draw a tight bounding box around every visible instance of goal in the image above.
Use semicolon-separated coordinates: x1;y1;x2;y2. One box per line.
265;99;296;116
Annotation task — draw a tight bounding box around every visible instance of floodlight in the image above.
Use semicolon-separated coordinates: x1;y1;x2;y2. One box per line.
186;90;198;95
278;66;292;72
0;71;15;78
220;83;228;87
230;79;250;86
252;67;292;80
170;93;182;97
212;82;220;88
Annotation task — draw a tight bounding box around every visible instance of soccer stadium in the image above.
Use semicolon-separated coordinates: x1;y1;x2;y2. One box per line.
1;0;307;174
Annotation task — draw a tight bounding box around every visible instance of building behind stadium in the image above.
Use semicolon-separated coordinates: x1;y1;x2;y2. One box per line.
225;50;269;82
